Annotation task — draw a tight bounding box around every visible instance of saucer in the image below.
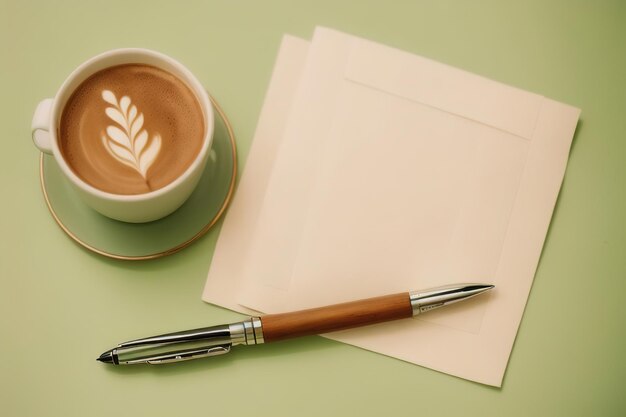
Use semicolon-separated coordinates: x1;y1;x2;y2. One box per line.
39;95;237;260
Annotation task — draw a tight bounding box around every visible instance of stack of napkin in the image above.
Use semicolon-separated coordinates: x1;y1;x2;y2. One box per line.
203;27;580;386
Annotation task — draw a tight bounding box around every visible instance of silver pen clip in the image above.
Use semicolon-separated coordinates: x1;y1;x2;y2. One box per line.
143;344;232;365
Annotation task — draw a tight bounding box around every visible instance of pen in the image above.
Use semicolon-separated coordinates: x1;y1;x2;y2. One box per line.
97;283;493;365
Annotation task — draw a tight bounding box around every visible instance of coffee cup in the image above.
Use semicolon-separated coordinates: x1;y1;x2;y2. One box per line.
31;48;214;223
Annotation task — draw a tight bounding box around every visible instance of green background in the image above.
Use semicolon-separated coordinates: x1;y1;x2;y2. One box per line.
1;0;624;415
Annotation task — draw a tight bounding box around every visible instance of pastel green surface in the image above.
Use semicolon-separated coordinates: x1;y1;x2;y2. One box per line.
0;1;624;416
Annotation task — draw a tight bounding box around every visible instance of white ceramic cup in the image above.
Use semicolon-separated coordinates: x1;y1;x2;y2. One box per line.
31;48;214;223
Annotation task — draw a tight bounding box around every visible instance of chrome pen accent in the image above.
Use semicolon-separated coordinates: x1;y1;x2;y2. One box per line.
97;317;264;365
98;284;493;365
409;283;494;316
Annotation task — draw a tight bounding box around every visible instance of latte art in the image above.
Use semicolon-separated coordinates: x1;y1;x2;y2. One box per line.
59;64;205;195
101;90;162;180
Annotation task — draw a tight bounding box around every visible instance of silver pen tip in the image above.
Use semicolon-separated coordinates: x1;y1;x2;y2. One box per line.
409;283;495;315
457;283;495;297
468;284;495;292
97;350;114;364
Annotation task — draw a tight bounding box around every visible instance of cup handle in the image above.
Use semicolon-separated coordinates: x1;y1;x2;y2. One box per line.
31;98;54;154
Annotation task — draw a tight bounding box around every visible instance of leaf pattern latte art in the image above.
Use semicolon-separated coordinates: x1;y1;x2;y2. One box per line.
101;90;161;180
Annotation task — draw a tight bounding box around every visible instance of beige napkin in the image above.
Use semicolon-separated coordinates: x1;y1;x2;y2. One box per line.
203;28;580;386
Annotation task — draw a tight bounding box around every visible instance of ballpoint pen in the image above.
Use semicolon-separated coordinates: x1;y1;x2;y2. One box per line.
97;283;494;365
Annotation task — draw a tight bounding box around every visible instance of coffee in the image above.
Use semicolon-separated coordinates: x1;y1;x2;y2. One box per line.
59;64;205;195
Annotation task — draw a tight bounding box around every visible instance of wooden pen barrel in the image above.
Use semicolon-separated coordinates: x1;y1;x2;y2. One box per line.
260;292;413;343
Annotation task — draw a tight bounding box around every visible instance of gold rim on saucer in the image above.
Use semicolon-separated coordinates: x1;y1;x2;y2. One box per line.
39;94;237;261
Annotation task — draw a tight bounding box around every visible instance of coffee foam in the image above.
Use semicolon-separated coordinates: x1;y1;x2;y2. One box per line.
59;64;205;195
